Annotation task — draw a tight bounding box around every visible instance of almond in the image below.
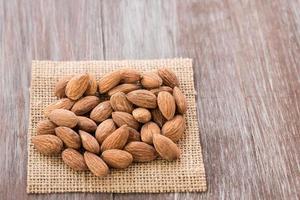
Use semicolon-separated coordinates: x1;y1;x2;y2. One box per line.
95;119;116;144
124;141;157;162
44;98;75;117
141;72;162;89
108;83;141;96
157;67;179;88
132;108;151;123
141;122;161;144
153;134;180;161
98;70;121;94
127;127;141;142
150;86;173;96
32;134;63;155
54;75;73;98
62;148;88;171
84;152;109;177
110;92;133;113
49;109;78;128
102;149;133;169
157;91;176;120
151;108;167;127
36;120;56;135
173;86;187;114
71;96;100;115
77;116;97;133
55;126;81;149
79;130;100;154
119;68;141;83
112;111;139;130
65;73;90;100
101;125;129;152
90;101;112;123
162;115;185;142
126;89;157;109
84;74;98;96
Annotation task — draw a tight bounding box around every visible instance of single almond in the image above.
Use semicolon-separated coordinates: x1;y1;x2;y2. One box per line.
108;83;141;96
124;141;157;162
98;70;121;94
95;119;116;144
132;108;151;123
77;116;97;133
157;67;179;88
110;92;134;113
84;74;98;96
62;148;88;171
65;73;90;100
173;86;187;114
112;111;139;130
44;98;75;117
127;127;141;142
153;134;180;161
49;109;78;128
141;72;162;89
55;126;81;149
102;149;133;169
84;152;109;177
71;96;100;115
101;125;129;152
141;122;161;144
162;115;185;142
151;108;167;127
157;91;176;120
90;101;113;123
54;75;73;98
119;68;141;83
79;130;100;154
150;86;173;96
36;120;56;135
127;89;157;109
32;134;63;155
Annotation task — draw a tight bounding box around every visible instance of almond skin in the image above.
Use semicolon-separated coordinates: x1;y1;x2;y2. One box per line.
108;83;141;96
54;75;73;98
36;120;56;135
101;125;129;152
110;92;134;113
162;115;185;142
95;119;116;144
62;148;88;171
77;116;97;133
127;89;157;109
132;108;151;123
127;127;141;142
141;72;163;89
157;91;176;120
65;73;90;100
32;134;63;155
79;130;100;154
84;152;109;177
90;101;113;123
44;98;75;117
112;111;140;130
119;68;141;83
84;74;98;96
49;109;78;128
102;149;133;169
55;126;81;149
141;122;161;144
150;86;173;96
157;68;179;88
98;70;121;94
173;87;187;114
151;108;167;127
153;134;180;161
71;96;100;115
124;141;157;162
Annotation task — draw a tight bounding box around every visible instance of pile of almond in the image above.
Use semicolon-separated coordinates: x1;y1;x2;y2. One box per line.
32;68;187;177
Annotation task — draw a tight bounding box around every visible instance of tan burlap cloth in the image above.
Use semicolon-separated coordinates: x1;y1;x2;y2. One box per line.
27;58;207;193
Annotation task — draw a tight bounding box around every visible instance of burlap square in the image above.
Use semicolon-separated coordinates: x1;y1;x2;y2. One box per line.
27;58;207;193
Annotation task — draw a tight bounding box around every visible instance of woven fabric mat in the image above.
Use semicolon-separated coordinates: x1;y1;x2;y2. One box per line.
27;58;207;193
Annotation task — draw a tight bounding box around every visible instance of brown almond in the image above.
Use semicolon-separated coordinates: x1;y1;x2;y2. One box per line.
55;126;81;149
151;108;167;127
141;72;162;89
79;130;100;154
127;89;157;109
162;115;185;142
102;149;133;169
127;127;141;142
77;116;97;133
95;119;116;144
124;141;157;162
65;73;90;100
101;125;129;152
157;68;179;88
84;74;98;96
98;70;121;94
150;86;173;96
108;83;141;96
54;75;73;98
119;68;141;83
32;134;63;155
44;98;75;117
71;96;100;115
132;108;151;123
141;122;161;144
62;148;88;171
173;87;187;114
84;152;109;177
36;120;56;135
153;134;180;161
157;91;176;120
112;111;139;130
49;109;78;128
90;101;112;123
110;92;134;113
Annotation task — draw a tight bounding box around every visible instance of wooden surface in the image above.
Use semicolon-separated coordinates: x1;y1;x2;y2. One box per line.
0;0;299;199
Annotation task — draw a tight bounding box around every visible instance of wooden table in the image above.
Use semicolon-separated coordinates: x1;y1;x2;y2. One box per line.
1;0;299;199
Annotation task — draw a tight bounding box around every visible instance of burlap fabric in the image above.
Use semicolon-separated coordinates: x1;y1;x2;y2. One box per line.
27;58;207;193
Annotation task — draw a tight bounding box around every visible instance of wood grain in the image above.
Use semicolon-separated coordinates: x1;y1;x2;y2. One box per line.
0;0;299;199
